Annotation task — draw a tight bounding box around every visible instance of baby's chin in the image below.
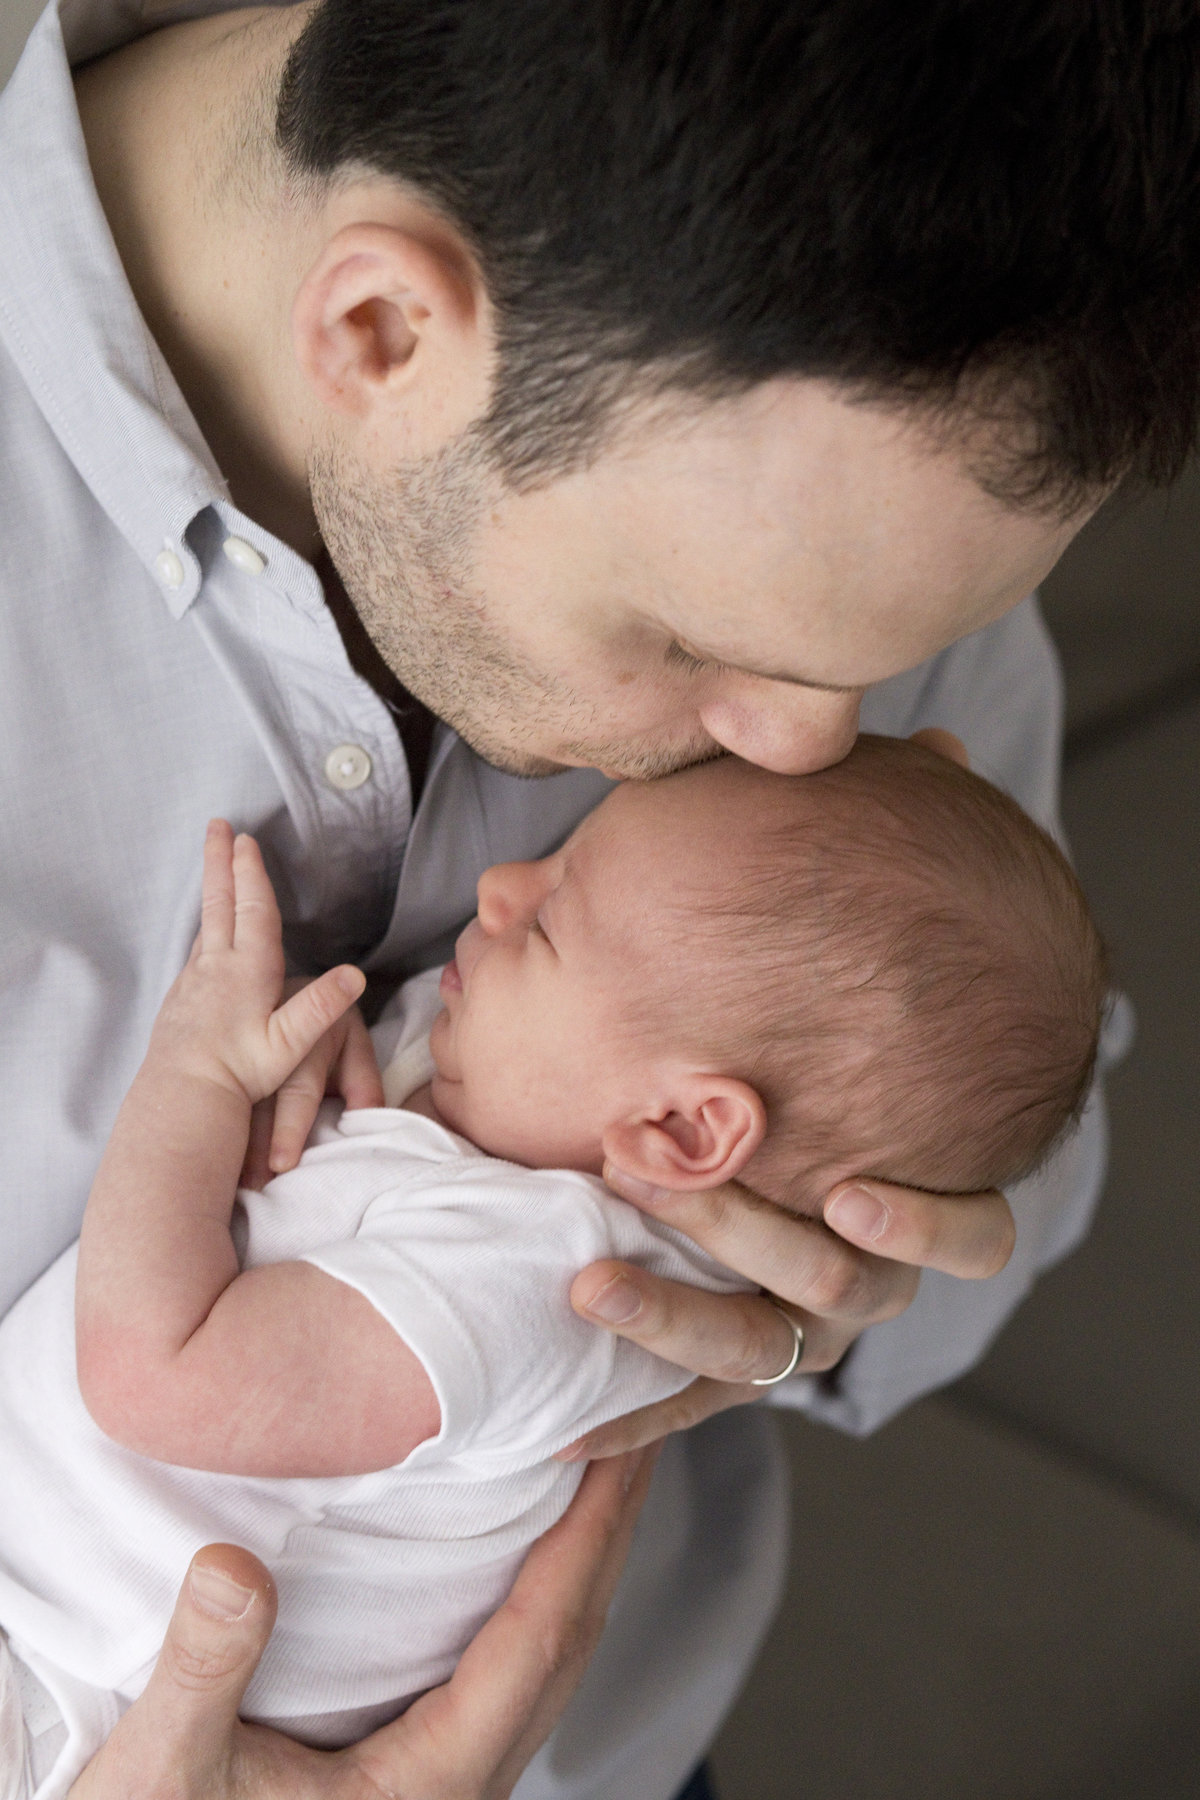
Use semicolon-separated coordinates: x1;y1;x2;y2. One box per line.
427;1070;468;1137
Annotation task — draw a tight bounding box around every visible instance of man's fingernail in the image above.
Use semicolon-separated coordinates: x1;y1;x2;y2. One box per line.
603;1164;669;1207
584;1276;642;1324
827;1186;890;1244
190;1564;254;1621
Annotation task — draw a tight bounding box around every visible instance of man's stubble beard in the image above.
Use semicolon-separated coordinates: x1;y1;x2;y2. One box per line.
308;431;719;782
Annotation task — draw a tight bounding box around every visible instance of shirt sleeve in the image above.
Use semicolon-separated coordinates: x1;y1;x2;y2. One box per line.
779;596;1114;1434
301;1156;748;1465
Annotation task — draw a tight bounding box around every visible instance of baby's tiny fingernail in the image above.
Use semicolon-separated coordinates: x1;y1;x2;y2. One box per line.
554;1440;587;1463
603;1164;669;1208
190;1564;254;1621
827;1185;890;1243
583;1276;642;1325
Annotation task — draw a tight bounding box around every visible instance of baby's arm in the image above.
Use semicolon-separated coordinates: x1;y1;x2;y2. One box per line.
75;821;440;1477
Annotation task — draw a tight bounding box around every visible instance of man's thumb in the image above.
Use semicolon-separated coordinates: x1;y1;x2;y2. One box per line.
83;1546;276;1792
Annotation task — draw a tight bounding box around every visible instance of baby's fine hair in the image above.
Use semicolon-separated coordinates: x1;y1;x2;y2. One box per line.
662;738;1108;1207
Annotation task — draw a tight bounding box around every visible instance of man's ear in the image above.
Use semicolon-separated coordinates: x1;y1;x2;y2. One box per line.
601;1077;767;1192
292;217;488;435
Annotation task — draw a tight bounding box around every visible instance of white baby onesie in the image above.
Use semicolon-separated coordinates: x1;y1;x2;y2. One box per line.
0;971;746;1799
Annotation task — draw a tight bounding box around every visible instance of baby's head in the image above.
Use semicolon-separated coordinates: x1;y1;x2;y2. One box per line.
429;737;1106;1211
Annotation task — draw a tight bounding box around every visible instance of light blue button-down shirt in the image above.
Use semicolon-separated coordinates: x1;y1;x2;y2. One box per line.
0;6;1109;1797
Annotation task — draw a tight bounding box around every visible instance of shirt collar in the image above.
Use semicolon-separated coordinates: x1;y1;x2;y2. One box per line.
0;1;295;613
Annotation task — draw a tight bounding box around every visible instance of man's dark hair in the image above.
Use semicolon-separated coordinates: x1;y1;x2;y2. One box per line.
278;0;1200;508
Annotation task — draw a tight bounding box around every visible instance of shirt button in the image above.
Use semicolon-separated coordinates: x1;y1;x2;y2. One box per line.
222;535;267;576
154;548;185;590
324;743;373;791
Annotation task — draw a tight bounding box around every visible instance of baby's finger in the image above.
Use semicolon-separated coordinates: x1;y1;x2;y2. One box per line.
555;1378;755;1462
602;1167;915;1325
198;819;236;953
240;1097;277;1191
229;833;283;959
266;966;365;1078
824;1179;1016;1280
268;1048;334;1175
330;1006;385;1111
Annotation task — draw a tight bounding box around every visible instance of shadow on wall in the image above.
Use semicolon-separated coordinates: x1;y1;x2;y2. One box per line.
1040;457;1200;747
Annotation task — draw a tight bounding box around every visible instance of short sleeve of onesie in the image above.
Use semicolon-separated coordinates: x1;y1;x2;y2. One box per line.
238;968;748;1469
297;1132;747;1468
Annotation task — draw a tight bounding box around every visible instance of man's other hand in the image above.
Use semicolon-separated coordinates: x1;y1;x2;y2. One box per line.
69;1449;655;1800
561;1171;1014;1457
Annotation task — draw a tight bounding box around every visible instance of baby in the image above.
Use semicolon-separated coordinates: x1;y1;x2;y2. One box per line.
0;737;1106;1798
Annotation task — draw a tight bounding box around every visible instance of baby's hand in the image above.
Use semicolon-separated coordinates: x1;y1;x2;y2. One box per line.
240;983;384;1188
150;821;365;1107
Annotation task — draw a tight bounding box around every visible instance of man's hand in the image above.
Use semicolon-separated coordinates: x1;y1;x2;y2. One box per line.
70;1449;655;1800
560;1170;1015;1457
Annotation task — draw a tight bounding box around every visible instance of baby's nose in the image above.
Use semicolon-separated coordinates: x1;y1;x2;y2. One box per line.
476;860;543;934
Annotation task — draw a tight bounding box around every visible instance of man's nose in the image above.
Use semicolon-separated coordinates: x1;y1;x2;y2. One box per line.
475;860;546;935
699;683;863;774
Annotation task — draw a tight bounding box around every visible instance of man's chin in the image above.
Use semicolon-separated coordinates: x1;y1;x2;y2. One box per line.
457;726;724;784
443;724;570;781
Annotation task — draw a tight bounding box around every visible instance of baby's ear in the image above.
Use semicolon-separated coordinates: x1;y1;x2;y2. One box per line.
601;1077;766;1192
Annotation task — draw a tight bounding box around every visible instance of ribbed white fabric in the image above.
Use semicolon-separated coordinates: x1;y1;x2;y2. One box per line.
0;972;748;1788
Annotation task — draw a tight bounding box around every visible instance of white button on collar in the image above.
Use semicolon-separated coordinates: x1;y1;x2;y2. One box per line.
154;548;185;591
324;743;373;791
222;536;267;576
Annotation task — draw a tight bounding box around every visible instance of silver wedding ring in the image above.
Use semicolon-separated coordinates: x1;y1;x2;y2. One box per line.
749;1301;805;1386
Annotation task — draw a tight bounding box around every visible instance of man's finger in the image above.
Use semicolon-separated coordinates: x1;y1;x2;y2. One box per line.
824;1178;1016;1278
71;1545;276;1797
570;1261;861;1377
555;1377;757;1462
908;725;970;767
601;1168;916;1323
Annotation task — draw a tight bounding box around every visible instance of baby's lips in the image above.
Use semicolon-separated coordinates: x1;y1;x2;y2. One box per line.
439;959;463;997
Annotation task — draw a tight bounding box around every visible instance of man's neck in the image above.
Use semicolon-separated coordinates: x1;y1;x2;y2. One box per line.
73;6;321;554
